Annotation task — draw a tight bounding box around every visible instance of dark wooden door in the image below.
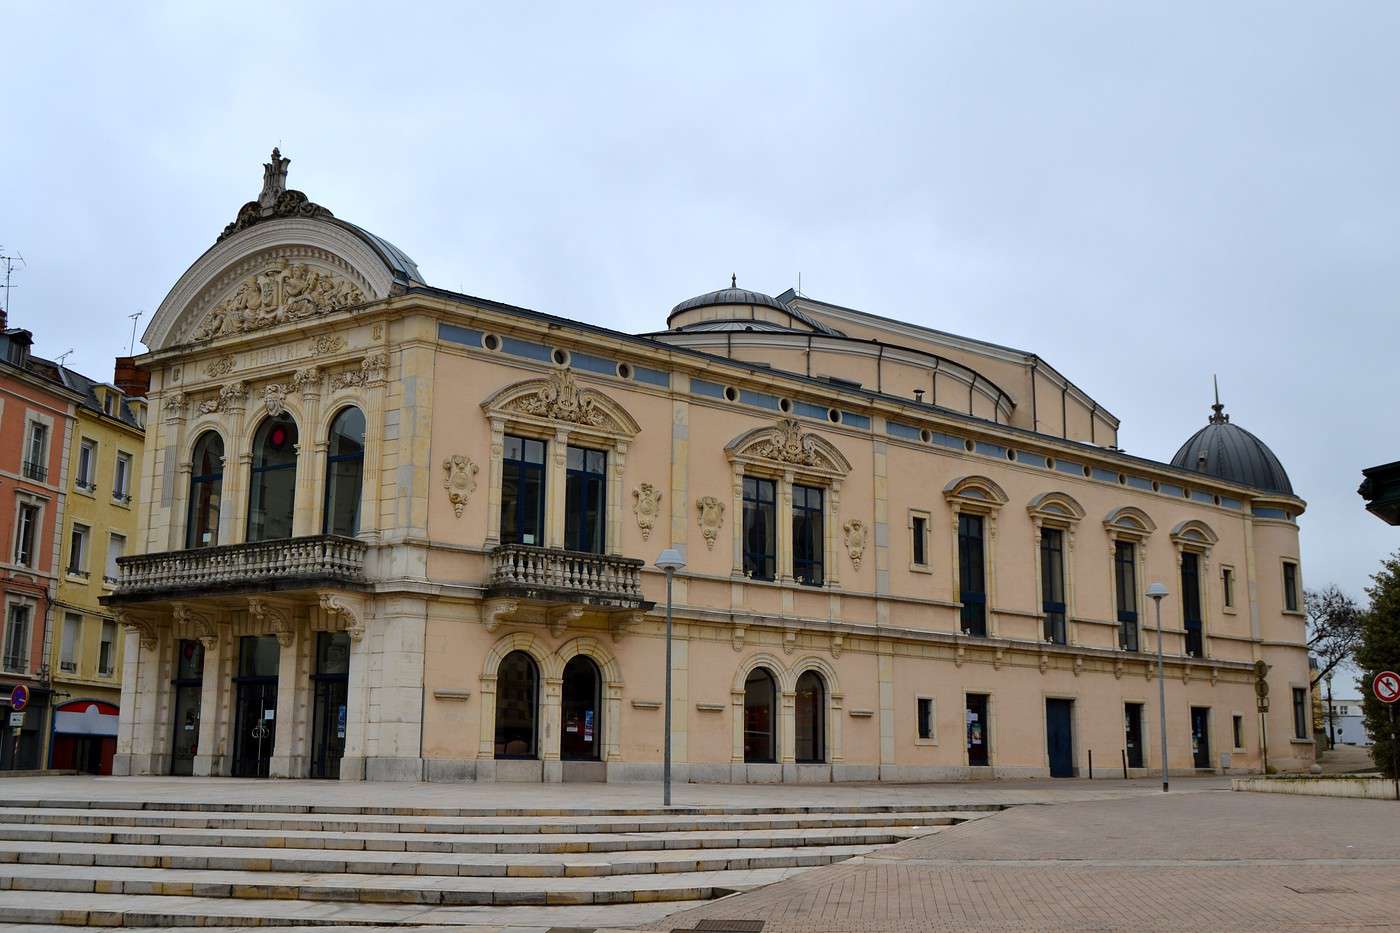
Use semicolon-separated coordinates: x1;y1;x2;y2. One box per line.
1046;698;1075;777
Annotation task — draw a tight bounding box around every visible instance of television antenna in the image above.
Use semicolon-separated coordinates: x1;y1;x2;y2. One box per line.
0;249;25;322
55;349;74;367
127;310;143;356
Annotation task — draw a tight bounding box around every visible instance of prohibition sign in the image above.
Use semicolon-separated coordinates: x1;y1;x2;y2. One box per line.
1375;670;1400;705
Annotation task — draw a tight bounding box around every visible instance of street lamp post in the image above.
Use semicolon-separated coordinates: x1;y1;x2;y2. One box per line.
1147;582;1169;793
654;548;686;807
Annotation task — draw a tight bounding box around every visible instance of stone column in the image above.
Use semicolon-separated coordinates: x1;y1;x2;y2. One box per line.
222;389;251;544
546;428;570;548
114;624;166;776
780;688;797;781
730;464;745;577
542;674;563;782
485;418;506;547
192;628;226;776
730;688;746;782
606;441;627;556
362;595;427;781
778;470;795;584
339;623;371;781
269;613;303;778
295;372;324;538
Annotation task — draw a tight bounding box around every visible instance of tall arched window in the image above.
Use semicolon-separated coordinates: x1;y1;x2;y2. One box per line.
323;407;365;537
560;655;601;761
743;667;778;763
186;432;224;549
794;670;826;763
494;650;539;759
246;413;299;542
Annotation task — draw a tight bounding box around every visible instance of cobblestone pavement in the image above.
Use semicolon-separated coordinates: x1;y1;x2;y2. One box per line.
653;791;1400;932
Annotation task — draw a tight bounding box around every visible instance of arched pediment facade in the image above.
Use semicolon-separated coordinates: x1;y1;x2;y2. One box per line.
725;419;851;479
1104;506;1156;537
1027;491;1086;524
480;368;640;439
943;474;1009;510
1170;519;1219;548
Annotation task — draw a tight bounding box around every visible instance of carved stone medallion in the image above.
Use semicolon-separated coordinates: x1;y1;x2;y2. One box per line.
755;419;821;467
843;519;868;569
442;455;479;518
696;496;725;550
633;484;662;540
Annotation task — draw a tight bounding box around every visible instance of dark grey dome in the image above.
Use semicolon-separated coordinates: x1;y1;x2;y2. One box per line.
670;284;786;317
1170;400;1293;495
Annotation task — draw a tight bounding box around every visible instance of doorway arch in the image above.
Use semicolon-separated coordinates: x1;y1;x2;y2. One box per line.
493;650;539;759
560;655;601;761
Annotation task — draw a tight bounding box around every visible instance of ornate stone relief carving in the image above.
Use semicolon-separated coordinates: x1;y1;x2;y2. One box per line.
633;484;662;540
482;598;519;633
163;392;189;423
197;381;248;415
830;633;844;658
755;419;822;467
191;259;365;343
248;598;295;648
330;353;388;390
319;592;365;643
548;605;585;639
172;603;220;650
262;383;289;417
115;610;160;651
442;455;479;518
507;368;605;427
206;355;236;378
696;496;725;550
260;367;322;416
842;519;868;569
218;148;335;242
311;334;347;356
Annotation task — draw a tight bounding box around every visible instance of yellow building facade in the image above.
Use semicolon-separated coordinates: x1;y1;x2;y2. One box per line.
109;152;1314;783
51;371;145;772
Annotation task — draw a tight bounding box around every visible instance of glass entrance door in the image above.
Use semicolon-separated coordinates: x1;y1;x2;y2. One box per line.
170;640;205;776
1124;703;1144;769
232;635;279;778
560;655;601;761
310;632;350;779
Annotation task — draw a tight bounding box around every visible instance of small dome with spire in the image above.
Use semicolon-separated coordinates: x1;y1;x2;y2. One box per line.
669;274;787;318
1169;380;1293;495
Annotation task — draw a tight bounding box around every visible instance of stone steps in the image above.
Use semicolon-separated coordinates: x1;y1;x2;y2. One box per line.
0;799;988;927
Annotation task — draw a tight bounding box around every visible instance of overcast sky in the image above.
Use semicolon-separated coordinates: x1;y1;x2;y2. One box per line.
4;2;1397;686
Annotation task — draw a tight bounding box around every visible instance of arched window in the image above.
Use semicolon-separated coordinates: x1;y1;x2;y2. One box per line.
560;655;602;761
186;432;224;549
794;670;826;763
323;407;365;537
494;651;539;759
246;414;299;542
743;667;778;763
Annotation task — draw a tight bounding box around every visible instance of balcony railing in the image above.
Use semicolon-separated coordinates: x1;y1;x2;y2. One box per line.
112;535;367;600
22;460;47;483
486;543;649;609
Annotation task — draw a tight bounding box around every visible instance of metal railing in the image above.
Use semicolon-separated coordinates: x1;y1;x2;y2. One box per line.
114;535;367;596
21;460;47;483
487;543;646;602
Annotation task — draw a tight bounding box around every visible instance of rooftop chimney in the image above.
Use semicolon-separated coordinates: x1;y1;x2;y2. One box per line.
113;356;151;397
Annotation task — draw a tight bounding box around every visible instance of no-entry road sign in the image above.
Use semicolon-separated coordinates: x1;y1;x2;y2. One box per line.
1374;670;1400;705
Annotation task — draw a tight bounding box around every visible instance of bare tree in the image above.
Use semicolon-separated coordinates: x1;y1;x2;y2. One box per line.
1306;584;1364;687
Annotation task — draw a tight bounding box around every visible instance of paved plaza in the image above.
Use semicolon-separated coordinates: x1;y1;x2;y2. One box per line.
0;775;1395;931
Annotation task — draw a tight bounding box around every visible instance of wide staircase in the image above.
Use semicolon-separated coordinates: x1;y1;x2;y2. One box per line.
0;797;1001;928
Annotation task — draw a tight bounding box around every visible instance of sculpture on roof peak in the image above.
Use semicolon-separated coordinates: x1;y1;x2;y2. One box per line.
218;147;334;242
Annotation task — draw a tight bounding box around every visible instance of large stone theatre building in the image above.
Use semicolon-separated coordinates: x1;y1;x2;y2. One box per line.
109;152;1313;782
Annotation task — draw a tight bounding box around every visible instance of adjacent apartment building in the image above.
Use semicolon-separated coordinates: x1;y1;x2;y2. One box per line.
108;152;1314;783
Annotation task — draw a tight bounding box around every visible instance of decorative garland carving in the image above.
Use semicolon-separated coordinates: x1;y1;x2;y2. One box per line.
843;519;868;569
319;592;365;643
197;381;248;415
163;392;189;423
507;368;604;426
206;355;236;378
696;496;725;550
442;455;479;518
311;334;347;356
330;353;388;390
633;484;662;541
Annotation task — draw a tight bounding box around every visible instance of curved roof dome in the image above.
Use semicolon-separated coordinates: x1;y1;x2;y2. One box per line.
1170;397;1293;495
671;282;787;317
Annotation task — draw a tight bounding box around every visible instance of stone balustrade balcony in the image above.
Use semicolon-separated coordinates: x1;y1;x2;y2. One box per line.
109;535;368;603
485;544;650;611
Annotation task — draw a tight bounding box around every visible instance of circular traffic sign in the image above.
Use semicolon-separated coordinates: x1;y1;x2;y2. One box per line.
9;684;29;712
1374;671;1400;705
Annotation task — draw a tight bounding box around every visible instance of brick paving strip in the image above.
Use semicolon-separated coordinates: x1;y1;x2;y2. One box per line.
652;791;1400;933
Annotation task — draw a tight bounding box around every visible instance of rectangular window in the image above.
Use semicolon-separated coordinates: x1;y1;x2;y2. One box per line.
68;523;90;576
917;697;936;741
1292;687;1308;739
792;484;824;586
563;445;606;554
113;452;132;502
1283;562;1299;613
23;421;48;482
14;502;39;567
911;514;928;567
60;613;82;673
1233;714;1244;749
1115;540;1139;651
105;533;126;585
965;693;990;766
1181;551;1204;657
958;514;987;637
1222;567;1235;610
742;476;777;582
1040;528;1067;644
500;435;546;546
3;603;31;673
76;438;97;490
98;620;116;675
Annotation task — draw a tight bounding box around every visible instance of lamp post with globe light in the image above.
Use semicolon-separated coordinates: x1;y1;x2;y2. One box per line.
654;548;686;806
1146;581;1169;792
